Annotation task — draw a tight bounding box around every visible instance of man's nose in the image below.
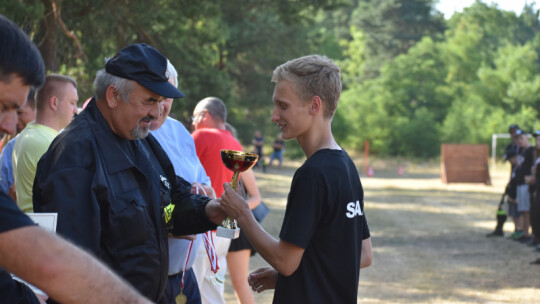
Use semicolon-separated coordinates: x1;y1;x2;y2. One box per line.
271;108;279;123
0;110;18;136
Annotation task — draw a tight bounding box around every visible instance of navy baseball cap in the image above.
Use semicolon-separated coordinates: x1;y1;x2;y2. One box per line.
105;43;184;99
508;124;520;132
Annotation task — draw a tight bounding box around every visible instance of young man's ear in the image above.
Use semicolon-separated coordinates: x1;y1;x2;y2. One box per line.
105;85;119;108
49;96;58;111
309;96;322;115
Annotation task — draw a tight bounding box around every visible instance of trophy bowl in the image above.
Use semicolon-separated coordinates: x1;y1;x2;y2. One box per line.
217;150;259;239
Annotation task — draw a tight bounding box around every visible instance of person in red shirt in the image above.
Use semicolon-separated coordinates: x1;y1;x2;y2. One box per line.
191;97;252;304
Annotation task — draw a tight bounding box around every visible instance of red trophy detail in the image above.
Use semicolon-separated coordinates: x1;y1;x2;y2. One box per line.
217;149;258;238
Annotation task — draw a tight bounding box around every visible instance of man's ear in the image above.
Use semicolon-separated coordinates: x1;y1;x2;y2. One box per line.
105;85;119;108
49;96;58;111
309;96;322;115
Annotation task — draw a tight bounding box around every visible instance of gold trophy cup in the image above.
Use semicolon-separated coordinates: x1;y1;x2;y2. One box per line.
217;149;259;239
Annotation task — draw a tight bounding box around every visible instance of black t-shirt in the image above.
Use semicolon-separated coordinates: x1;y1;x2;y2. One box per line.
515;146;534;185
0;191;34;233
0;192;39;303
273;149;370;304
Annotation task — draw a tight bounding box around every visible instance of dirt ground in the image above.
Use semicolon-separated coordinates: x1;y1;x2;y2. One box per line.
223;158;540;303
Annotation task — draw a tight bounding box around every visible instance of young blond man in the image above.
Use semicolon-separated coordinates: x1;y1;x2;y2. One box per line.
220;55;372;303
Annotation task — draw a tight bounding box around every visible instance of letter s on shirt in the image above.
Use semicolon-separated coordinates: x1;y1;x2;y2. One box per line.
346;200;364;218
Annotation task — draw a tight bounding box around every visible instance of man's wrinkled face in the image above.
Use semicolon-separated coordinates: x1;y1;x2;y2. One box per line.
150;78;175;131
111;82;163;140
0;75;30;136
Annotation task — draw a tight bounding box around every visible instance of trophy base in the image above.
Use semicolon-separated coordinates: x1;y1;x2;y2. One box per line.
216;226;240;239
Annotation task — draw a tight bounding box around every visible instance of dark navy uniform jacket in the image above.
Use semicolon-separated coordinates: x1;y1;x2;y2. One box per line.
33;99;216;302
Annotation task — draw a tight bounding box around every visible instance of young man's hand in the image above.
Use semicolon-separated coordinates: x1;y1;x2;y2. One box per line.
248;267;278;293
220;183;251;222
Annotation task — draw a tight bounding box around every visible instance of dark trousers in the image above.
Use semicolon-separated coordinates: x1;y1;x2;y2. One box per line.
157;268;201;304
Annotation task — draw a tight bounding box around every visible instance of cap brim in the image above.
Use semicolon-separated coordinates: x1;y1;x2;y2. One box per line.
138;79;185;99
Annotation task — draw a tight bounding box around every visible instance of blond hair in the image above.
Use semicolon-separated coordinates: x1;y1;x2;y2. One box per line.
272;55;341;118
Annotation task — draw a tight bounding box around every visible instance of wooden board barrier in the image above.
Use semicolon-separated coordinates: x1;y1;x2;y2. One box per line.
441;144;491;184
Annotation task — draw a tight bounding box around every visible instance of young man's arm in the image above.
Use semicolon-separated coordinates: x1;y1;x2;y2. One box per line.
0;226;151;304
221;183;304;276
360;237;373;268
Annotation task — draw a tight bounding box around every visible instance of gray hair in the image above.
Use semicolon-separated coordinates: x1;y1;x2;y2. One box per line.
194;97;227;123
93;69;135;102
272;54;342;118
165;60;178;88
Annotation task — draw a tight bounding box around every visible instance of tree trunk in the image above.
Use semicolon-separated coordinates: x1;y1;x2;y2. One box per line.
38;0;59;71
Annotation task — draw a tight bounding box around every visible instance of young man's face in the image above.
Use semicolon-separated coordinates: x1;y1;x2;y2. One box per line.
55;82;79;130
0;75;30;135
271;80;311;141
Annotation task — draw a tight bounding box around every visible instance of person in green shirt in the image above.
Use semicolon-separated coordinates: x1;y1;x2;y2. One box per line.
13;74;78;212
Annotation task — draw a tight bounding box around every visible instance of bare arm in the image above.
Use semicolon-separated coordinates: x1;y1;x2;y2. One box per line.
0;226;151;304
221;183;304;276
360;237;372;269
240;169;261;209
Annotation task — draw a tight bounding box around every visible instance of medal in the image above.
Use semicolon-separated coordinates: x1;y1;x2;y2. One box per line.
210;270;225;287
175;291;187;304
203;231;224;286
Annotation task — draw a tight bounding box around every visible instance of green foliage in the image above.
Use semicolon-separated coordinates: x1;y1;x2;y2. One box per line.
4;0;540;159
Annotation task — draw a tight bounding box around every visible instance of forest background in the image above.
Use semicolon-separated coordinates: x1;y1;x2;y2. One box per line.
3;0;540;158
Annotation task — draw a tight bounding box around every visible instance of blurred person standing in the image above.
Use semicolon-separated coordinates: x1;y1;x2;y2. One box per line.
514;129;534;241
13;74;78;212
252;130;264;169
268;134;285;167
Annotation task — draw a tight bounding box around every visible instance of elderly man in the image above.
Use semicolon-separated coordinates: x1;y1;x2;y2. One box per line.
150;61;214;304
13;74;78;212
33;43;225;302
0;14;151;304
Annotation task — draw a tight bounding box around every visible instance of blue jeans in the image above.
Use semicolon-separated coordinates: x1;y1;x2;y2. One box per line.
157;268;202;304
270;150;283;165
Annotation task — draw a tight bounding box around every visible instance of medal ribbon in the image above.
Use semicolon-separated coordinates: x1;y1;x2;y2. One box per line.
194;185;220;274
180;240;194;290
202;231;219;273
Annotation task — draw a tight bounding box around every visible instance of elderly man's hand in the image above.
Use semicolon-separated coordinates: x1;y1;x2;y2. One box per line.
205;199;227;225
220;183;251;221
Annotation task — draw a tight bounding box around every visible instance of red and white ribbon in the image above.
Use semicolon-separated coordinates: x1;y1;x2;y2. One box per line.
194;185;219;274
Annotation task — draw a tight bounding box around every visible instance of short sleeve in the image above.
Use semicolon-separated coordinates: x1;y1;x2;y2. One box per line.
279;166;324;249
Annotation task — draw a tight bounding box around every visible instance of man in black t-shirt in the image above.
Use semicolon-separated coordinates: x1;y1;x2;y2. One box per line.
220;55;372;303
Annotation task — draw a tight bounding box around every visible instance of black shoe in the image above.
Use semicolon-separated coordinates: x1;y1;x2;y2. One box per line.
517;236;532;243
529;258;540;265
486;231;504;237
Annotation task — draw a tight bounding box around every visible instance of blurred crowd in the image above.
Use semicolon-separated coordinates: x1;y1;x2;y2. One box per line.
487;124;540;264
